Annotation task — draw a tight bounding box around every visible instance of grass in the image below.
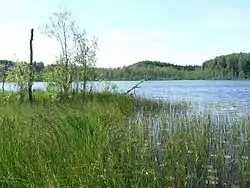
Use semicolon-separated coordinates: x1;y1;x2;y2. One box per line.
0;91;249;187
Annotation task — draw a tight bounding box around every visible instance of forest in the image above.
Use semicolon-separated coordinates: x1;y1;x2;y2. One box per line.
1;52;250;81
97;52;250;80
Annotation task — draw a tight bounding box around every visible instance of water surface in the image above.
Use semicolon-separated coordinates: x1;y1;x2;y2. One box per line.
2;80;250;116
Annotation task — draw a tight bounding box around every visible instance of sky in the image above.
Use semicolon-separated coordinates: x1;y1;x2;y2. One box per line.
1;0;250;68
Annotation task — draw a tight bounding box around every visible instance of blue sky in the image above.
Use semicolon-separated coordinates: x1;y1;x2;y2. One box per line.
1;0;250;67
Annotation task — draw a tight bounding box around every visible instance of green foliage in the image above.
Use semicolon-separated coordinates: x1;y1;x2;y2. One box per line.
44;63;66;100
41;10;98;98
203;52;250;79
95;61;203;81
0;60;15;73
96;54;250;80
6;62;30;101
2;52;250;81
0;92;249;187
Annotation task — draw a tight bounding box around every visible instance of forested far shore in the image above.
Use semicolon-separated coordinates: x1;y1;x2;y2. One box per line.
1;52;250;81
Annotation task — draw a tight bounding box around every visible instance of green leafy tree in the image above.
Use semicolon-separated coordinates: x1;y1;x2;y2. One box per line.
71;25;98;95
0;60;14;91
43;10;98;98
43;10;75;98
6;62;29;102
44;63;66;100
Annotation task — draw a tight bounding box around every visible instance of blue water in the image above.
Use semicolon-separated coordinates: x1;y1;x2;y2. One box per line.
96;80;250;116
2;80;250;116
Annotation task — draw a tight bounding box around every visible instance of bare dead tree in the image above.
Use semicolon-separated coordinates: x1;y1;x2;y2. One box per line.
2;61;8;91
28;28;34;103
124;80;144;95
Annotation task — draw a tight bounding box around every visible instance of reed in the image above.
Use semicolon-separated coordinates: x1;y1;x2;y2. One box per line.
0;91;249;187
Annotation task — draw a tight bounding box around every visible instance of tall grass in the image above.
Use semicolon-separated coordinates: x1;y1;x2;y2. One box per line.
0;91;249;187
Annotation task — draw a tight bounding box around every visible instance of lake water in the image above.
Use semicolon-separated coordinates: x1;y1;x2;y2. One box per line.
2;80;249;185
2;80;250;116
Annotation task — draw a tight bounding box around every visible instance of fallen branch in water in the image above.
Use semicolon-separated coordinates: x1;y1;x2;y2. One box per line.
124;80;144;95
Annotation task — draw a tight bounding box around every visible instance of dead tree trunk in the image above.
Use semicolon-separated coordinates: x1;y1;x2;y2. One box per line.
83;59;87;95
28;28;34;103
124;80;144;95
2;61;7;91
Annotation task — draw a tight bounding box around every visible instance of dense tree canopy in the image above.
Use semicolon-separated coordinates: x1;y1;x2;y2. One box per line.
98;53;250;80
1;52;250;81
95;61;203;80
202;53;250;79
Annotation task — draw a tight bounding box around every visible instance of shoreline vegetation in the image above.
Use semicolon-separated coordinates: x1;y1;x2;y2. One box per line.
1;9;250;187
0;91;249;187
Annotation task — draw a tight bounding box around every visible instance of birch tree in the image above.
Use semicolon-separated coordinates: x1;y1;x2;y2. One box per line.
43;10;98;98
43;11;75;98
71;25;98;95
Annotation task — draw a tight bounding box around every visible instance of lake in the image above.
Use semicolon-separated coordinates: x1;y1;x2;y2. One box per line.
2;80;250;116
2;80;250;185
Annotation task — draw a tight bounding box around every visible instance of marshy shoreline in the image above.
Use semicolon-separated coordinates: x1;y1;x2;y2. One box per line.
0;91;249;187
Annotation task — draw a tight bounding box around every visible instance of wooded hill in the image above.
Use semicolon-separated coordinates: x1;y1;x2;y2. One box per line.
1;52;250;81
97;53;250;80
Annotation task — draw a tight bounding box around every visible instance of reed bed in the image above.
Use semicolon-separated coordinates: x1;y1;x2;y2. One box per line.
0;92;249;187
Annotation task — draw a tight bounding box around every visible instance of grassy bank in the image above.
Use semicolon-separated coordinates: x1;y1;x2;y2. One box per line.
0;92;249;187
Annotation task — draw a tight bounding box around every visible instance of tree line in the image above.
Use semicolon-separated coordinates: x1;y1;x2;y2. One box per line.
2;53;250;84
202;52;250;79
95;53;250;80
